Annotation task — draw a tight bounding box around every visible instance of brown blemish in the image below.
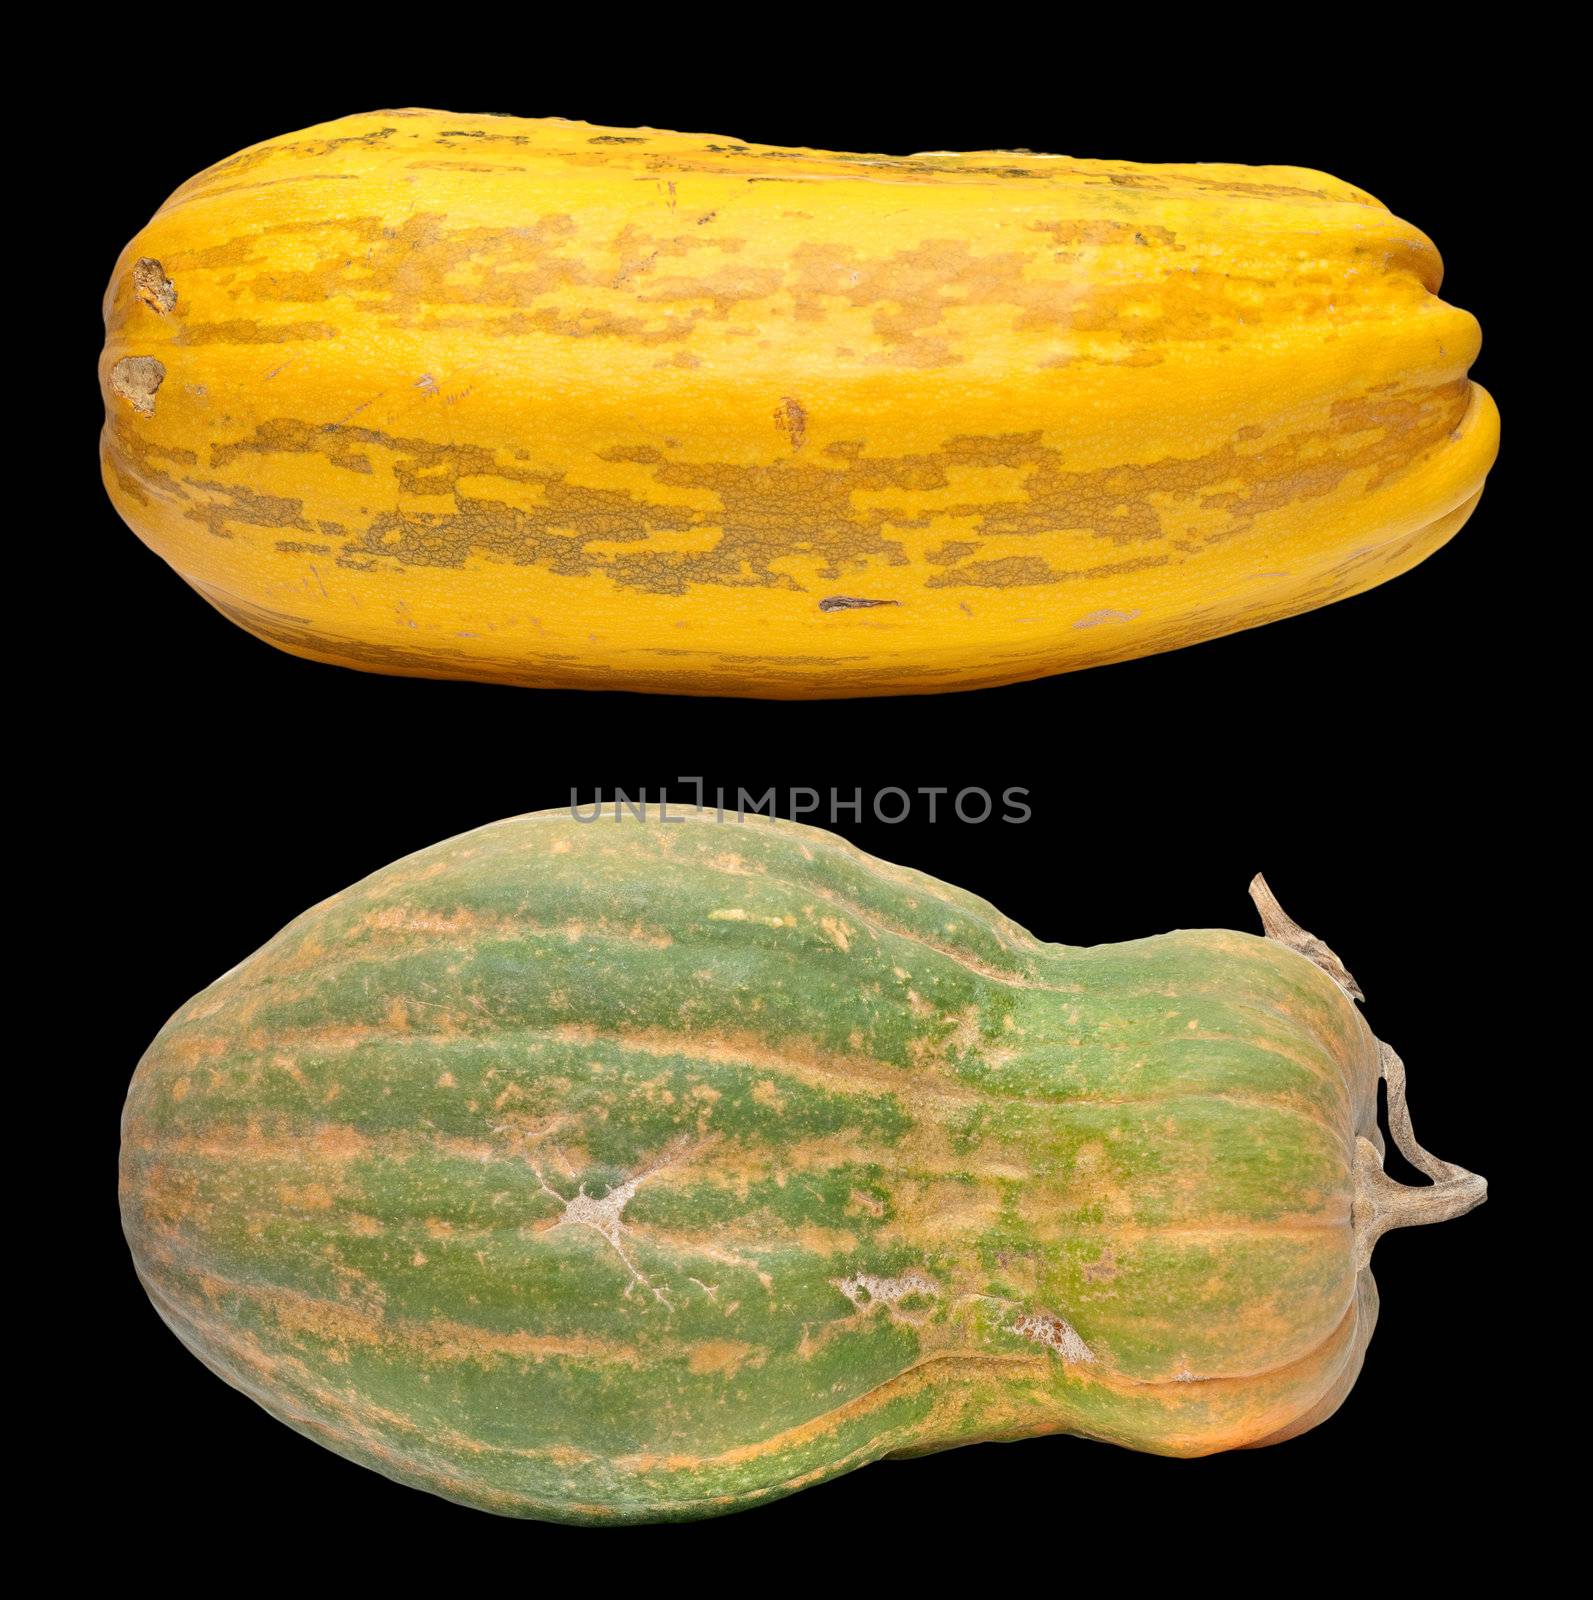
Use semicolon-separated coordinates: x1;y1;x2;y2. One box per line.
1007;1311;1094;1362
183;479;313;541
1083;1250;1119;1283
110;356;165;416
178;320;338;346
1030;219;1184;252
113;376;1468;608
774;396;807;450
132;257;176;314
832;1269;939;1323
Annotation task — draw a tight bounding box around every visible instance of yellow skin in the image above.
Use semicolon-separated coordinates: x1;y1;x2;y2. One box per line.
100;110;1499;698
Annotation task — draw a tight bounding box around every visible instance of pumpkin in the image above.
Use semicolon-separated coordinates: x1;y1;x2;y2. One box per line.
99;109;1498;698
119;811;1484;1522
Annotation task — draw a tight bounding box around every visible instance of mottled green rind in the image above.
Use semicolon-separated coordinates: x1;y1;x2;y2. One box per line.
121;811;1382;1522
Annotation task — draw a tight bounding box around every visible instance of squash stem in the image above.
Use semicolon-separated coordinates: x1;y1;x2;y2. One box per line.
1351;1042;1487;1268
1248;876;1487;1267
1248;874;1364;998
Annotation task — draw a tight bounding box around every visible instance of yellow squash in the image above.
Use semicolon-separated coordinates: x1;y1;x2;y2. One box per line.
100;110;1499;697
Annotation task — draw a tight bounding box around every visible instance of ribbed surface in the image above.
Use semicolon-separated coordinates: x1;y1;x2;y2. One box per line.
122;813;1383;1520
100;111;1498;696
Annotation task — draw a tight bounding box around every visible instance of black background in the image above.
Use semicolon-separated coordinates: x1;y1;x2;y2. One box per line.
76;33;1527;1558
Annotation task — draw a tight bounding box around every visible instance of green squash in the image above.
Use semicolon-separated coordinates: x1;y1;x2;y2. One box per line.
119;811;1483;1522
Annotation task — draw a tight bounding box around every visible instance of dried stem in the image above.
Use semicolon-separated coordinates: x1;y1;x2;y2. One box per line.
1248;873;1363;998
1351;1042;1488;1268
1247;875;1486;1268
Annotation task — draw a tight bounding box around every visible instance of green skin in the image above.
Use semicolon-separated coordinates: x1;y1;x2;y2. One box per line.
121;811;1383;1522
